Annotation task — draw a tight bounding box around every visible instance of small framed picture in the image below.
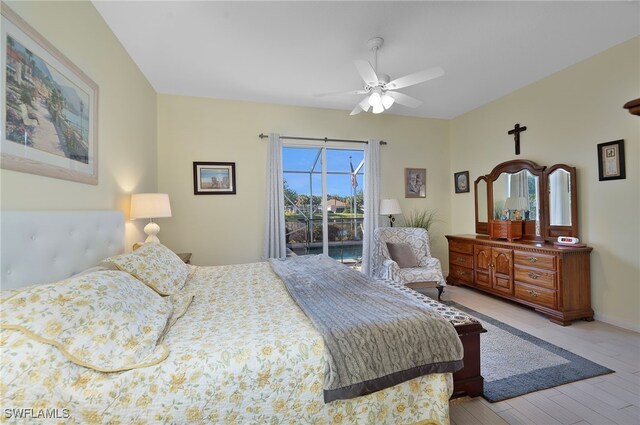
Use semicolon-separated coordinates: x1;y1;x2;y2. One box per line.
405;168;426;198
193;162;236;195
454;171;470;193
597;140;625;181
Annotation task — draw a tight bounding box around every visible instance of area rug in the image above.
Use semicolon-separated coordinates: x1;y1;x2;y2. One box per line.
425;294;615;402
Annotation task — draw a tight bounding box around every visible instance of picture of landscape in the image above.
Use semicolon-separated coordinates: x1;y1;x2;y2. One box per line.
4;35;91;164
200;167;231;190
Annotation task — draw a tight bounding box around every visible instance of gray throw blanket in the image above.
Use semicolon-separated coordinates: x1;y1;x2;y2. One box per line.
269;255;464;402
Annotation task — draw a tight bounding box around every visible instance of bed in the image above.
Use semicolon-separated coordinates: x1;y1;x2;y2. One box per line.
0;211;484;424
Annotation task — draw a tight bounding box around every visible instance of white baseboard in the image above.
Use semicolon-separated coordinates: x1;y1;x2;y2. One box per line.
594;312;640;333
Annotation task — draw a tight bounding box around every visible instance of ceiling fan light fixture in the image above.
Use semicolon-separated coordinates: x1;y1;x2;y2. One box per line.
372;103;384;114
381;93;395;109
368;89;382;107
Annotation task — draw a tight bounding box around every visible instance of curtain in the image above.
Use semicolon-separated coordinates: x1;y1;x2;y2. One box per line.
361;139;381;276
549;170;570;225
509;170;530;200
263;133;287;259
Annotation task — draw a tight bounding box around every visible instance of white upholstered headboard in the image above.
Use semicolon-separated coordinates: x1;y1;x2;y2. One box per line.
0;211;125;290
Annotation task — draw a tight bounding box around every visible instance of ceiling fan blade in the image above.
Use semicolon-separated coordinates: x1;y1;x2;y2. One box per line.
386;67;444;90
349;97;371;116
354;60;379;86
350;105;364;116
314;89;368;97
386;91;422;108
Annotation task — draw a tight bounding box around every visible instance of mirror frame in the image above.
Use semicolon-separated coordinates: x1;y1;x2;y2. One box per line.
543;164;578;240
474;176;489;234
474;159;580;242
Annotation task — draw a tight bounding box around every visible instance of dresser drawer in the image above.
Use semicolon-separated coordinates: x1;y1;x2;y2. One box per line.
449;240;473;255
515;283;556;309
514;251;556;271
450;252;473;268
449;265;473;284
514;266;556;290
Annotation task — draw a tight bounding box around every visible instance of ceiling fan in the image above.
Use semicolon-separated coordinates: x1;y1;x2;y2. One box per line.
317;37;444;115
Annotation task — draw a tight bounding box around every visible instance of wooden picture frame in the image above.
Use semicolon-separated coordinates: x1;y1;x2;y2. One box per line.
454;171;470;193
405;168;426;198
1;3;99;184
193;162;236;195
597;139;625;181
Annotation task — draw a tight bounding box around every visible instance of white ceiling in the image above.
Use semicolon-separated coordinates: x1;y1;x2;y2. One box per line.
93;1;640;119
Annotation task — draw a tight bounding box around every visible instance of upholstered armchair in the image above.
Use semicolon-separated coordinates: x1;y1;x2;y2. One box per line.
372;227;446;300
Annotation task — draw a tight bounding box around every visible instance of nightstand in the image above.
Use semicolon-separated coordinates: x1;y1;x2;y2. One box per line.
177;253;192;264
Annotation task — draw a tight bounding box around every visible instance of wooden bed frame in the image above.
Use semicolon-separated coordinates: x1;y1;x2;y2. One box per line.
452;322;486;398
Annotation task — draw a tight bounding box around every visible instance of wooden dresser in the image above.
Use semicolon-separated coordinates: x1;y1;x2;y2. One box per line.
446;234;593;326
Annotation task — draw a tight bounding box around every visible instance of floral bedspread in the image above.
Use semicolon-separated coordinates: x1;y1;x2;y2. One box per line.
0;262;454;424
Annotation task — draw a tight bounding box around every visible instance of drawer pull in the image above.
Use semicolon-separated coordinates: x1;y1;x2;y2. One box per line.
527;257;538;263
458;271;467;276
457;257;465;262
527;290;539;297
528;272;540;280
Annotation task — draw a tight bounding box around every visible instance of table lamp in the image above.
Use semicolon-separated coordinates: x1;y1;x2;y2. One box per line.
130;193;172;243
504;196;528;220
380;198;402;227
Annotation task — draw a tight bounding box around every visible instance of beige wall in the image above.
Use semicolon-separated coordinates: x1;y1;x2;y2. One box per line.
157;95;451;268
450;37;640;330
0;1;158;247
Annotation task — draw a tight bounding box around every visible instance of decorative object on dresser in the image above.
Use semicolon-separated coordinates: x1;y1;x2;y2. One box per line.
451;159;592;326
130;193;172;243
1;4;99;185
379;198;402;227
193;161;237;195
454;171;470;193
597;139;625;181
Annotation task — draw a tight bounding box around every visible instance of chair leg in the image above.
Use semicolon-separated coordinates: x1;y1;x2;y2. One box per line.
437;285;444;301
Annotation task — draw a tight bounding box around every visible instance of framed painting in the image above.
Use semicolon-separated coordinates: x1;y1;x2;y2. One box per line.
1;4;99;184
193;162;236;195
405;168;426;198
454;171;470;193
597;139;625;181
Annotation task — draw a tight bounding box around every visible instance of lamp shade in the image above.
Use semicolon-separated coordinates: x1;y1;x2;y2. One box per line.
380;198;402;215
504;196;528;211
130;193;172;219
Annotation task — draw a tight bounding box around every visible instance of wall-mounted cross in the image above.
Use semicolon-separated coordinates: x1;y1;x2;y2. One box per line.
508;123;527;155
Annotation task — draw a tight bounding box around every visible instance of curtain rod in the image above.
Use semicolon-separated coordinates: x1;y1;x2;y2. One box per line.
258;133;387;145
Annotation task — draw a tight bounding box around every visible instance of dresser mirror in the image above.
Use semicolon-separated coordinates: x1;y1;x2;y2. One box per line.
544;164;578;239
487;160;545;241
475;159;578;242
474;176;489;234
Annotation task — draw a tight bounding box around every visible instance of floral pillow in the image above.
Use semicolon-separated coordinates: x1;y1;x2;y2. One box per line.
103;243;189;296
159;291;195;342
0;270;173;372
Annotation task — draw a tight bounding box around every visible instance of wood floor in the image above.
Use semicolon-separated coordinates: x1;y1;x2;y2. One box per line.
443;285;640;425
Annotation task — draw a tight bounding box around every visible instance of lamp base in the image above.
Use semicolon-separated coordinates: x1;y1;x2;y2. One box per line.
143;221;161;244
388;214;395;227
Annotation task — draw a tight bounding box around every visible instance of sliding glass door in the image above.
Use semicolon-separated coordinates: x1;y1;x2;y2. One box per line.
282;145;364;266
